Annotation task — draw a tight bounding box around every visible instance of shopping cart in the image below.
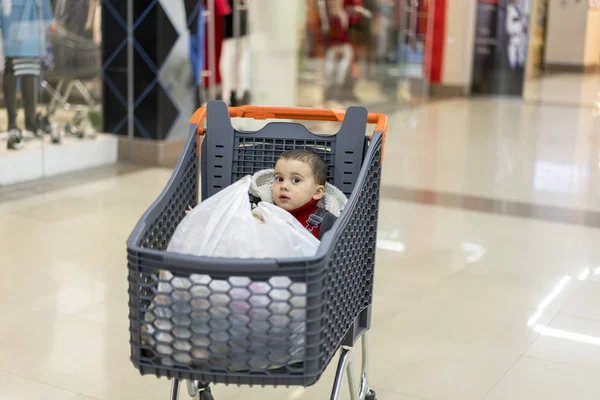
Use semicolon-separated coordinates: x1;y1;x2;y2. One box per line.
39;25;101;140
127;101;388;400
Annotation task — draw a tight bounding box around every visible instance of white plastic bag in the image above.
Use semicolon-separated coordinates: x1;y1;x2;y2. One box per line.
167;175;319;258
145;176;317;370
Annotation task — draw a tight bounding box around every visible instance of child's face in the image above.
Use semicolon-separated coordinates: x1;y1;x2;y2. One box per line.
273;159;325;211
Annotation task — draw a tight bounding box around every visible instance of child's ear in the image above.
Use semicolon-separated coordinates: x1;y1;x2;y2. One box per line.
313;185;325;200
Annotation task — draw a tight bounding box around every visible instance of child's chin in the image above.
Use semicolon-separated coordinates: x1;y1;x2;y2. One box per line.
275;201;293;211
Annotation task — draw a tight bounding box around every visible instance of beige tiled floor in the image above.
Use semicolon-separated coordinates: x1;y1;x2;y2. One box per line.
3;94;600;399
382;96;600;211
524;72;600;109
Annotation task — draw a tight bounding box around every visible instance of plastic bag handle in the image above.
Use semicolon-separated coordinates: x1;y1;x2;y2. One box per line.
190;105;388;162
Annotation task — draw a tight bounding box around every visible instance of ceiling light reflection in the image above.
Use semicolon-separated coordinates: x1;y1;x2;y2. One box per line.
527;276;571;327
527;311;543;327
579;268;591;280
537;276;571;311
534;325;600;346
460;242;487;263
376;239;405;253
526;273;600;346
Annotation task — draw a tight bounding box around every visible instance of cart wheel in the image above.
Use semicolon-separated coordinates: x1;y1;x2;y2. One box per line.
199;390;214;400
365;389;377;400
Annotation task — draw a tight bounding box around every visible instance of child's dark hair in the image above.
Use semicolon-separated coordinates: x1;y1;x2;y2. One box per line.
278;149;327;185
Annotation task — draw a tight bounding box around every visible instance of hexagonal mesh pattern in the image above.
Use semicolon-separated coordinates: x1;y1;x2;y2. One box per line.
140;136;198;250
320;145;381;364
139;273;309;374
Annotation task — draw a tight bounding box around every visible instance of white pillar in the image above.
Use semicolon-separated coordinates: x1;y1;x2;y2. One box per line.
247;0;304;108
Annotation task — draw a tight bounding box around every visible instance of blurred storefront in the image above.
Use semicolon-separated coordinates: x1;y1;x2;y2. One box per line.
0;0;114;186
298;0;434;109
1;0;443;187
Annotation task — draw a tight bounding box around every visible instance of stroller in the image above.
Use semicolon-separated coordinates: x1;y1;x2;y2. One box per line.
127;101;387;399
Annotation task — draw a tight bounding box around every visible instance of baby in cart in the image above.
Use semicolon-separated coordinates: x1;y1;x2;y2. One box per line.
143;149;347;371
249;149;347;239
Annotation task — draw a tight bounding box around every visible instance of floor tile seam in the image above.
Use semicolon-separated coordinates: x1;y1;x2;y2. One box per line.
520;354;600;370
553;284;588;318
481;308;600;397
480;354;529;400
480;307;551;400
553;312;600;325
0;369;83;395
0;164;146;205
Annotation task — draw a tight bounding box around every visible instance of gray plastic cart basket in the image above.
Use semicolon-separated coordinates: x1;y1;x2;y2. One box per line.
127;101;388;400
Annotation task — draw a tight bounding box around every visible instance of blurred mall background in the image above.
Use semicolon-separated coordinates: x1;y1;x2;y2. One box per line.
2;1;600;399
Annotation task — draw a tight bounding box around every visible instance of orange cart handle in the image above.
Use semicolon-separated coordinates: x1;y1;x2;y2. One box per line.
190;105;388;161
190;105;387;135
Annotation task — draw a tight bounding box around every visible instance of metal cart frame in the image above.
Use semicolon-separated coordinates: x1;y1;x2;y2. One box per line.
127;101;388;400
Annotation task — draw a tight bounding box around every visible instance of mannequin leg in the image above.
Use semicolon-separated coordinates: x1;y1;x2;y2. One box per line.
236;36;250;102
219;38;237;105
337;44;353;86
324;47;336;85
508;41;517;70
324;46;337;101
518;36;526;67
3;58;18;131
21;75;39;133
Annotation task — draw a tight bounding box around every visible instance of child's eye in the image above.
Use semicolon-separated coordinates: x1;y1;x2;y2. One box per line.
292;177;301;184
275;177;283;182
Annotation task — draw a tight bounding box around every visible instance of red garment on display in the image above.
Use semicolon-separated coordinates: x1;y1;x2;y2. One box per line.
216;0;232;15
328;14;350;46
343;0;364;25
288;198;321;239
202;0;231;87
417;0;427;36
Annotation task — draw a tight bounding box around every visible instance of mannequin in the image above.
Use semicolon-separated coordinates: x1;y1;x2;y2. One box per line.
506;0;527;70
219;0;250;106
185;0;230;101
322;0;353;102
0;0;54;149
342;0;371;101
184;0;205;109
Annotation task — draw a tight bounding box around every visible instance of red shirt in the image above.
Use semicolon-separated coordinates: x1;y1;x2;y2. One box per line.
288;198;321;239
328;14;349;46
202;0;230;87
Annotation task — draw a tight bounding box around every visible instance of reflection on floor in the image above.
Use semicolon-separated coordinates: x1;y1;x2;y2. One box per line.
524;72;600;109
2;96;600;399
